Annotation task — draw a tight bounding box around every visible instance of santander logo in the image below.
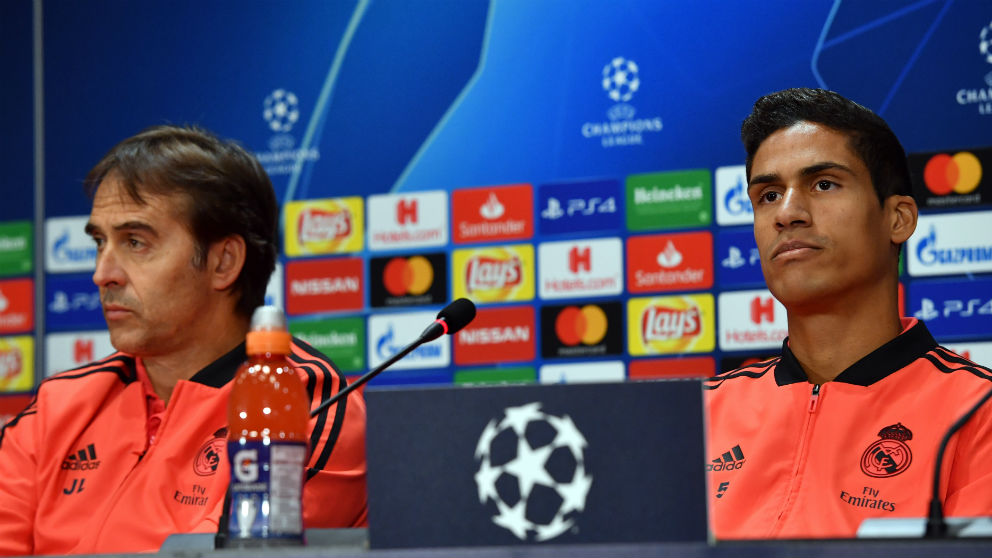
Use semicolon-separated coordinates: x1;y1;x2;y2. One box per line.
298;208;352;242
655;241;683;268
466;256;522;292
479;193;505;220
641;305;700;342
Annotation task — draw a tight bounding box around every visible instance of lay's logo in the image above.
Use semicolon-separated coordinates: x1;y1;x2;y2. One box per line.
298;207;351;242
0;347;22;381
453;245;535;303
466;256;522;292
284;198;364;256
641;305;701;342
627;295;714;355
0;336;33;391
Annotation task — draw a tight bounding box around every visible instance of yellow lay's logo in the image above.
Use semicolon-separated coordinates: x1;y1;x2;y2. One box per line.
285;198;364;256
627;294;714;355
453;245;534;303
0;336;33;392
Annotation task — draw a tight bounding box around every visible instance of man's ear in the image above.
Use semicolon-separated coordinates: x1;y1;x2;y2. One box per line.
208;235;246;291
887;194;918;246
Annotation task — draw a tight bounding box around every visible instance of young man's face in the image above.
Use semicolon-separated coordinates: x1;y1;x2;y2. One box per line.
86;177;215;356
747;121;899;311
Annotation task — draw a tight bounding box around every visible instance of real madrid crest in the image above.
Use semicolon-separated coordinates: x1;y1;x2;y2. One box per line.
860;423;913;478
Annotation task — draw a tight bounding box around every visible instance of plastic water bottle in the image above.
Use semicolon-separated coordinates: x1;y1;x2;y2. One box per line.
226;306;309;546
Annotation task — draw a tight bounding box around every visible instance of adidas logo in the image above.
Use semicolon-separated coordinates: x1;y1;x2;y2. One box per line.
706;444;745;472
61;443;101;471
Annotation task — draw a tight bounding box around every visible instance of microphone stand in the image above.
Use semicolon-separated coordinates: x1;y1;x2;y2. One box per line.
924;384;992;538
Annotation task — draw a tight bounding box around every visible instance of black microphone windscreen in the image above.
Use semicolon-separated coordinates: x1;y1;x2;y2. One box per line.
437;298;477;334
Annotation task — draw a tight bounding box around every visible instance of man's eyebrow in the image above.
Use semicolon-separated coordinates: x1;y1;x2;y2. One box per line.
800;161;855;177
748;173;779;191
748;161;856;191
84;221;159;237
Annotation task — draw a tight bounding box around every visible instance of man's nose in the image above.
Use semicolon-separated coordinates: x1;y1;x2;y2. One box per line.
774;189;811;230
92;245;124;288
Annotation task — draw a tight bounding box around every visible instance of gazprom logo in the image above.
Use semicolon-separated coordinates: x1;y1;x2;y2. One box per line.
45;217;97;273
915;226;992;266
715;165;753;226
367;312;450;370
908;212;992;276
722;175;752;217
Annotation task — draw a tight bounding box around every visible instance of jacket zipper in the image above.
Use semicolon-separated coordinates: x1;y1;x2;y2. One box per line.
770;383;822;536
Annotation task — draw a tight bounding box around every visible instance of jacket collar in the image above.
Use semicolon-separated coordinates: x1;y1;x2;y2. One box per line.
774;318;937;387
187;342;247;388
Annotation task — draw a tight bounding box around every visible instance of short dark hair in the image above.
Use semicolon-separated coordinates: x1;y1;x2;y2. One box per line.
741;88;912;204
84;125;277;319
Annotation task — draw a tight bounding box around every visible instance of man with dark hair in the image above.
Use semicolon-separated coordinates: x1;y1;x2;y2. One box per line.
705;88;992;538
0;126;367;555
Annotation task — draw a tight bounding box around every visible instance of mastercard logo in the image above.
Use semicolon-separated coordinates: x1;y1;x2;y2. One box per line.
382;256;434;296
924;152;982;195
555;305;608;346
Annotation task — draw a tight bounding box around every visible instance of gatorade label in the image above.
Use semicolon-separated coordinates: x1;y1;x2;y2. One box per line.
227;440;306;541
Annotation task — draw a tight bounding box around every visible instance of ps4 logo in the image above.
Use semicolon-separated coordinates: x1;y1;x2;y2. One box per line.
914;297;992;321
541;196;617;220
721;246;760;270
49;290;101;313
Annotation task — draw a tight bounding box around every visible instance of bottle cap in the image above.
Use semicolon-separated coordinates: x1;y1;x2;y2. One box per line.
246;305;291;355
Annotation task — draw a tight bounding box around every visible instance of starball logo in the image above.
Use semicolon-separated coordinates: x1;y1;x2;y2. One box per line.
954;22;992;115
581;57;663;148
255;88;320;176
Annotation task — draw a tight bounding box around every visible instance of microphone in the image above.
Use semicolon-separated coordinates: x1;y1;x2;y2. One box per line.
308;298;477;418
417;297;478;342
924;384;992;538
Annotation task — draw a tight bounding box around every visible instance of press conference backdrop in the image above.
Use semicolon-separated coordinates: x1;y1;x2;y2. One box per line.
1;0;991;403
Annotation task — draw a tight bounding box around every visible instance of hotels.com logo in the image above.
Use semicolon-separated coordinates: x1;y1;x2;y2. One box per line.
396;198;418;225
298;207;352;242
466;255;522;292
641;305;700;342
751;296;775;324
923;152;982;195
568;246;591;274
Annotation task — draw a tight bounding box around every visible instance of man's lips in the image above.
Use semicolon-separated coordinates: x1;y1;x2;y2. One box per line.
772;240;820;260
102;305;132;319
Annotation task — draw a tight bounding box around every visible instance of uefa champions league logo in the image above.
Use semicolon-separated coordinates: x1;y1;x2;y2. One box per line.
263;89;300;133
601;57;640;103
473;402;593;542
980;21;992;65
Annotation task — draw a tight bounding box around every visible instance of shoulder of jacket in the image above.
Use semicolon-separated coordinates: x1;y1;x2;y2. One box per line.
923;346;992;383
704;357;780;390
42;352;136;388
